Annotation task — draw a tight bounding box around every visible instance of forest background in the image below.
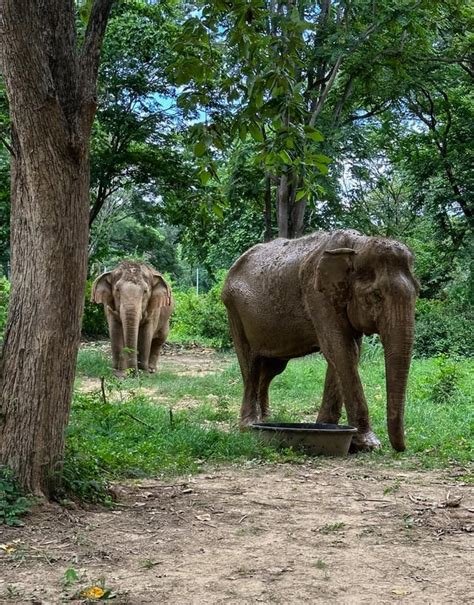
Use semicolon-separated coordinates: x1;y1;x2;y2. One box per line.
0;0;472;359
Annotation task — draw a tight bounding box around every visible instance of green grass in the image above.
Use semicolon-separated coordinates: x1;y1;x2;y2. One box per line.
68;346;473;501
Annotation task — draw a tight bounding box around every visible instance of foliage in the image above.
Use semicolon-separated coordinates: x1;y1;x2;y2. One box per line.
82;280;109;337
71;347;473;500
414;298;473;358
170;271;232;349
429;355;463;406
64;385;285;503
0;466;34;526
0;275;9;337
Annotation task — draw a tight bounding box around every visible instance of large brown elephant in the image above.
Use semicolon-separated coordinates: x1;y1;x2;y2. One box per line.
92;261;174;375
221;229;419;452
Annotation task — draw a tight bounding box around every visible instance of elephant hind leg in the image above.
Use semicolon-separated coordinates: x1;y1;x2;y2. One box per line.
225;307;262;429
258;358;288;420
148;328;169;373
240;356;263;428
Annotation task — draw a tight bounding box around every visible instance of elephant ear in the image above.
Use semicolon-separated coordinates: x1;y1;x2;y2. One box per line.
316;248;356;307
91;272;113;305
150;272;172;309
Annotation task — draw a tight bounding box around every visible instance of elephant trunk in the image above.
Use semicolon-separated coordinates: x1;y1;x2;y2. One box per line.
122;306;140;371
380;304;415;452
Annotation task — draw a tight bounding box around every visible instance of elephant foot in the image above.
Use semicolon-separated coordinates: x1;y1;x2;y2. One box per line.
148;367;157;374
350;430;381;453
113;369;125;379
239;415;261;431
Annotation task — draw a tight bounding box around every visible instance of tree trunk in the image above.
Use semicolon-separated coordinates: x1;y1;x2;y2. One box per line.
263;173;273;242
0;0;114;498
277;173;290;238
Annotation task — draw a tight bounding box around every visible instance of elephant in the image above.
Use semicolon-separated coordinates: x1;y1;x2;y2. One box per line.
221;229;419;452
91;261;174;375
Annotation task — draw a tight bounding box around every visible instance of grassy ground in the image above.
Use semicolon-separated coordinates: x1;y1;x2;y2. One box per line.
70;345;473;501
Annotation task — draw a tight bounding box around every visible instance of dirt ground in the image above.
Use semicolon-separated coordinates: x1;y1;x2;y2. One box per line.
1;349;473;604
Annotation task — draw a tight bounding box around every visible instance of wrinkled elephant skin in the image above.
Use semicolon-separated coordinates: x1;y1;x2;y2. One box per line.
92;261;174;374
222;230;419;452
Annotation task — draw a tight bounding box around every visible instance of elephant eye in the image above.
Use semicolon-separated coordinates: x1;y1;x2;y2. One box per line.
367;289;382;304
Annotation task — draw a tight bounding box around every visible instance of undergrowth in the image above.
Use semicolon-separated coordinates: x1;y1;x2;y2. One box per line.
70;347;474;503
0;466;35;526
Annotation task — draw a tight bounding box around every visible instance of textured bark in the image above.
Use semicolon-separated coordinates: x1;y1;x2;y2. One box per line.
263;174;273;242
0;0;114;497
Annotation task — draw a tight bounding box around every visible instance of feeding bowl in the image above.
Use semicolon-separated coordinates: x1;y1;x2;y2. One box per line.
252;422;358;457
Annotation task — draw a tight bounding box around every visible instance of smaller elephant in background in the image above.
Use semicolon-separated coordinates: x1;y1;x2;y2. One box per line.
91;261;174;375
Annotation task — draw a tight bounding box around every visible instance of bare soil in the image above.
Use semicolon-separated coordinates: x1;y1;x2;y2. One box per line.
1;348;473;604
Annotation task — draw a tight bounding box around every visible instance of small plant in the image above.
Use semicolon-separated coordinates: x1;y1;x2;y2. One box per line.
0;466;34;526
383;480;401;495
62;568;80;588
402;513;414;529
314;558;327;570
429;355;462;405
141;559;161;569
6;585;19;598
319;521;345;534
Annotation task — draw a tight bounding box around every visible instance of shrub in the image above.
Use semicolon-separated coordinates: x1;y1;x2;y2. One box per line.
170;270;232;349
0;466;34;526
429;355;463;405
82;279;108;337
0;276;10;337
414;299;473;358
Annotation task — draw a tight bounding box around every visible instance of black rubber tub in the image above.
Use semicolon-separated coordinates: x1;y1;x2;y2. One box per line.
252;422;358;457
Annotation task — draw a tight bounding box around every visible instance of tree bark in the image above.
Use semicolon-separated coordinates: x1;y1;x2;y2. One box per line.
263;173;273;241
277;173;290;238
0;0;114;498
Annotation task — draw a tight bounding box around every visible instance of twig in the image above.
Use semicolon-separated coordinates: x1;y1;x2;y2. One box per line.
121;410;156;430
100;375;107;405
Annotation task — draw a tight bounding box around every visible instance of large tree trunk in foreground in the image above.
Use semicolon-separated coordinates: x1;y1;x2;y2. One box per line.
0;0;114;497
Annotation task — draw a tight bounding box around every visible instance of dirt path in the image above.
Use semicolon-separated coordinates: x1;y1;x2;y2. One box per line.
1;461;472;604
3;348;473;603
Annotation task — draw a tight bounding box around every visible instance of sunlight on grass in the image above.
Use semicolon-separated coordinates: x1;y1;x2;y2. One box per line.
70;346;473;501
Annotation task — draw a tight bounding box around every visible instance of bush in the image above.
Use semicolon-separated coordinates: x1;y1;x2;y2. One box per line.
82;279;108;337
414;299;473;358
429;355;463;405
0;466;34;526
170;270;232;349
0;276;10;337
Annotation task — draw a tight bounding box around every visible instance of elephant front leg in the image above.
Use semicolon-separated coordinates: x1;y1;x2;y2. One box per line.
317;364;344;424
137;323;153;371
322;339;381;451
108;317;126;376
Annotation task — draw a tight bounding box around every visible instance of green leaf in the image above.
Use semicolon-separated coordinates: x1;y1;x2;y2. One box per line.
212;204;224;219
304;127;324;142
295;190;307;201
194;141;207;157
315;163;329;175
312;153;331;164
279;149;293;164
199;169;211;185
238;123;247;141
249;123;264;142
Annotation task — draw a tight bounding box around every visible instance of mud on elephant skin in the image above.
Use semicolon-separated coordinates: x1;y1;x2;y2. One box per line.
222;229;419;452
91;261;174;375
